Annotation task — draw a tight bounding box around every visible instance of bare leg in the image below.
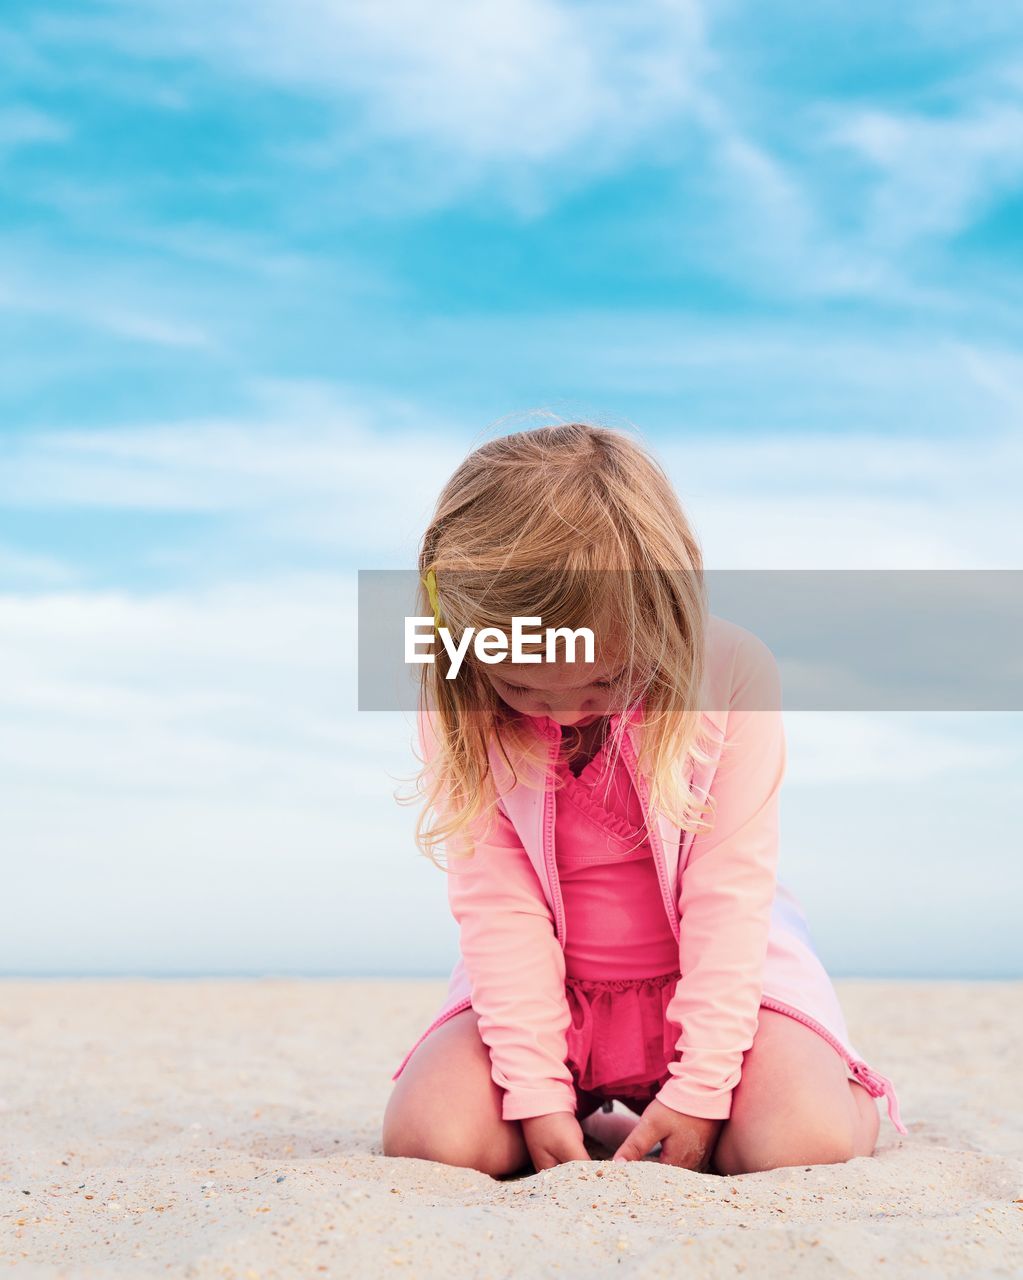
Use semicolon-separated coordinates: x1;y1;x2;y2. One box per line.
382;1008;532;1178
711;1008;882;1175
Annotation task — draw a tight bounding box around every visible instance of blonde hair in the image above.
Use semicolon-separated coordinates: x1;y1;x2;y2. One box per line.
404;420;718;869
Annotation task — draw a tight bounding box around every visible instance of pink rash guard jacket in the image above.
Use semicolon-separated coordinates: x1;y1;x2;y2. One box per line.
390;614;907;1133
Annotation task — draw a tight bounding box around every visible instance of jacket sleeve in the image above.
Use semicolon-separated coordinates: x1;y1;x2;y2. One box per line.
654;633;787;1120
419;707;578;1123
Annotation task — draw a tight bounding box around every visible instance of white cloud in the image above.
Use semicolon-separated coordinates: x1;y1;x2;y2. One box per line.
0;383;465;568
14;2;1023;300
0;569;412;827
0;545;75;587
62;0;705;154
784;712;1016;787
697;127;915;302
658;415;1023;569
0;262;214;350
3;355;1022;571
827;101;1023;248
23;0;709;217
0;104;70;155
0;573;430;973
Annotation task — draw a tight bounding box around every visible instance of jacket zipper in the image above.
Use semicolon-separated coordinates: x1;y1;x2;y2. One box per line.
760;995;908;1134
543;732;567;945
618;727;680;940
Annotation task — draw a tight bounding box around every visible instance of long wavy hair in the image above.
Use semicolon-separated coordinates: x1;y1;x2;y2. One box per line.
402;420;719;869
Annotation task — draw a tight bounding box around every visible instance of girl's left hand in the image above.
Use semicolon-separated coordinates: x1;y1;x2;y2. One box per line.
611;1099;723;1171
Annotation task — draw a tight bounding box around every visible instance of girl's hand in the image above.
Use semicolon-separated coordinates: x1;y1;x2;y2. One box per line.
520;1112;592;1171
611;1099;723;1171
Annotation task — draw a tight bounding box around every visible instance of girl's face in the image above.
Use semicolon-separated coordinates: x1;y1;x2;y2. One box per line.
481;638;637;727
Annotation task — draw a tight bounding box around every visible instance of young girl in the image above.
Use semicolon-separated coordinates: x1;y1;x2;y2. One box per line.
382;423;906;1178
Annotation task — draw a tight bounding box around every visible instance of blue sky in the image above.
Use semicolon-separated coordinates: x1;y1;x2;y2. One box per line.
1;2;1021;977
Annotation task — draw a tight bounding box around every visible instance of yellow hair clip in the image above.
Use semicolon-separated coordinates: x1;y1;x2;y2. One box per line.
422;566;444;629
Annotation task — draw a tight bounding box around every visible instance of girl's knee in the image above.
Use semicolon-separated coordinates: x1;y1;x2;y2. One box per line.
713;1106;861;1175
383;1123;493;1173
382;1093;521;1177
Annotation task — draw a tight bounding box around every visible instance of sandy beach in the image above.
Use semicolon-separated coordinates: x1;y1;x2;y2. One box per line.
1;978;1020;1278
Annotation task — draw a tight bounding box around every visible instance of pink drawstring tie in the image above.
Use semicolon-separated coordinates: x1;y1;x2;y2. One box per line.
850;1061;908;1135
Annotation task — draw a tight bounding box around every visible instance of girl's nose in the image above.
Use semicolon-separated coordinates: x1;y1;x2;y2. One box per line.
548;708;595;727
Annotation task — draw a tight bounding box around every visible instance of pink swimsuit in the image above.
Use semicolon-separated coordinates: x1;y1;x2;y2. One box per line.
555;726;685;1107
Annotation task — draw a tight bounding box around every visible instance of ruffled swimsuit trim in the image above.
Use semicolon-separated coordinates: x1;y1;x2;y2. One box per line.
553;745;650;852
564;969;682;1100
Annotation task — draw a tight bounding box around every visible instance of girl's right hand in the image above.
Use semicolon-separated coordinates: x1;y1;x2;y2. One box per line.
520;1112;592;1171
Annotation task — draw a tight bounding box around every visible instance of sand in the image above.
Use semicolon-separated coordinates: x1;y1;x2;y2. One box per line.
1;978;1020;1279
